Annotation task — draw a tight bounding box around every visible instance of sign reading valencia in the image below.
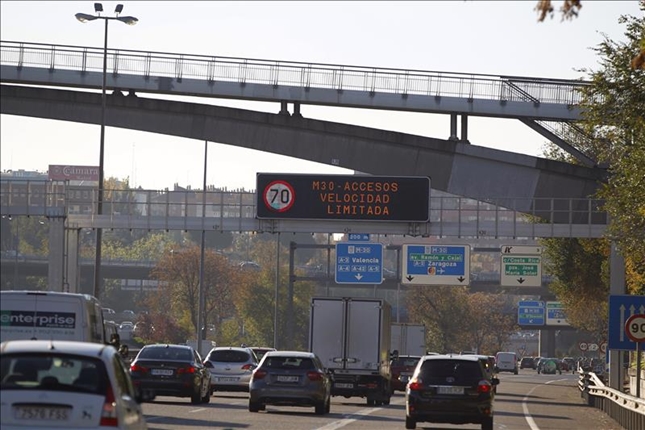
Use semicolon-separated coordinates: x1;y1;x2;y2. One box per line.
256;173;430;222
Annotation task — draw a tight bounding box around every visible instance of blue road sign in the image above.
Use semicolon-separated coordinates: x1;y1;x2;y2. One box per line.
608;295;645;351
402;245;469;285
518;300;545;326
347;233;370;242
335;243;383;284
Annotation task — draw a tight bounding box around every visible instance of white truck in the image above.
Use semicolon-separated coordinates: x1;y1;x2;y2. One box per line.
309;297;392;406
390;323;426;357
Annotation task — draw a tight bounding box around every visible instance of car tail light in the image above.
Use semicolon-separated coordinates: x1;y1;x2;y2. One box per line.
130;364;148;374
252;369;267;380
204;361;213;368
306;371;323;381
99;382;118;427
477;380;492;394
408;378;423;391
241;363;254;370
177;366;196;374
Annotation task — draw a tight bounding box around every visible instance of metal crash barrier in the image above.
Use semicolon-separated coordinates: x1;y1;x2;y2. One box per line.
578;371;645;429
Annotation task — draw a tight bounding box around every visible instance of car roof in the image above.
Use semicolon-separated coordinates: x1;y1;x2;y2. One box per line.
210;346;253;352
421;354;480;362
1;340;115;357
141;343;192;350
263;350;315;358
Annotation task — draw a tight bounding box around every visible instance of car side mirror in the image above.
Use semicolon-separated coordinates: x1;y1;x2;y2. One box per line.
491;378;500;386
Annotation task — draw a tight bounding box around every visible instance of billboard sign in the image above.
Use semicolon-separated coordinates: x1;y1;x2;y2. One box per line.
48;165;99;182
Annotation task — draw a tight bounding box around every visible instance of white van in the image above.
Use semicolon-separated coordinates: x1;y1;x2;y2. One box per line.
495;351;519;374
0;291;105;344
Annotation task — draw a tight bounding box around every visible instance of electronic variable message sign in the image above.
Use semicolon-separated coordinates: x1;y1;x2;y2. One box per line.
256;174;430;222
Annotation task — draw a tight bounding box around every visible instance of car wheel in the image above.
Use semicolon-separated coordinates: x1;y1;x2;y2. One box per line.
366;398;375;406
383;396;390;406
514;369;518;375
405;416;416;429
481;416;493;430
191;390;201;405
315;400;326;415
249;400;260;413
324;397;331;414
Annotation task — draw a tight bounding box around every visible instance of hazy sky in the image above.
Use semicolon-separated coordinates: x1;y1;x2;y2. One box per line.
0;1;639;190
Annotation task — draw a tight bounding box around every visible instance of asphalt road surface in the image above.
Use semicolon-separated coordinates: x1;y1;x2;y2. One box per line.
141;369;625;430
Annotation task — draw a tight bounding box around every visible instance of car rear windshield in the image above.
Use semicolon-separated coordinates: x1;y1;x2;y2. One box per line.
138;347;192;361
208;350;251;363
392;357;420;367
1;353;108;395
262;357;315;370
418;359;483;382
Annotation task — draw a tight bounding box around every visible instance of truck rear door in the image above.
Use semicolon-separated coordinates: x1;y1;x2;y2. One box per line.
346;300;382;371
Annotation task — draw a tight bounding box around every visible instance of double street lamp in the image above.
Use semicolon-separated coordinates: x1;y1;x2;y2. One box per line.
75;3;138;299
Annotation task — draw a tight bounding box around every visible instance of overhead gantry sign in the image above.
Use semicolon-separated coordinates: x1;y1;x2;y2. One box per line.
256;173;430;222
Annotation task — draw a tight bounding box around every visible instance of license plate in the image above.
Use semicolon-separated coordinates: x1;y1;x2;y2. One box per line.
14;406;70;421
151;369;174;376
217;377;239;382
335;383;353;389
437;386;464;395
277;375;299;383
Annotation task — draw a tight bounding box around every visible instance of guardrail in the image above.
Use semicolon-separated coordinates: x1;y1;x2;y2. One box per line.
1;40;588;106
578;370;645;429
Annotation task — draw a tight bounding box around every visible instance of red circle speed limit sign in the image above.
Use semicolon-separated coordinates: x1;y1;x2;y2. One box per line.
625;314;645;343
579;342;588;351
263;180;295;213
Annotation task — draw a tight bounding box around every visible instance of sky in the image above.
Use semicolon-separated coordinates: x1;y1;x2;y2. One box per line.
0;1;640;191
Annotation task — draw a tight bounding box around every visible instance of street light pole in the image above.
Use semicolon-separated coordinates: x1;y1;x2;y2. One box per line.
76;3;138;299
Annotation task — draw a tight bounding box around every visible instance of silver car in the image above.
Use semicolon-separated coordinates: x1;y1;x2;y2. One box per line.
249;351;331;414
0;340;148;429
204;347;258;393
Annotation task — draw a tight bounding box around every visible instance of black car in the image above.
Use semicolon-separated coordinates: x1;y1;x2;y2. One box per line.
405;354;498;430
129;344;211;404
520;356;536;369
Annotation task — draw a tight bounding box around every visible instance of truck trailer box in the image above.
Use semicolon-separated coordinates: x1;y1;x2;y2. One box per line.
390;323;426;357
0;290;106;344
309;297;392;405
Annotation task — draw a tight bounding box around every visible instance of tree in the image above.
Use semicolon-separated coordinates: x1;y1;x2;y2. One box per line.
535;0;582;22
151;246;241;338
540;8;644;334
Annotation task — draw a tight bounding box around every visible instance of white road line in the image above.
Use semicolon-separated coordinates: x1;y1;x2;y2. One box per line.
315;398;405;430
522;378;567;430
189;407;206;413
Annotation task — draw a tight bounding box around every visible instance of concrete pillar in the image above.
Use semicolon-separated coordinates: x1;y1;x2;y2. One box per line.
292;102;302;118
279;101;290;116
47;214;65;291
64;228;81;294
449;113;458;141
460;114;470;143
609;241;626;390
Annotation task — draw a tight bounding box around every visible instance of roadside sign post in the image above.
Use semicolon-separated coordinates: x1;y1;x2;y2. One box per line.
625;313;645;398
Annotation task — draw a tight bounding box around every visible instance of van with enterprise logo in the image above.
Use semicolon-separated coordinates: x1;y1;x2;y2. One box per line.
0;291;105;344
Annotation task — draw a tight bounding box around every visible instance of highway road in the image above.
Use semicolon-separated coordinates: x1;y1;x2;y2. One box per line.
140;369;624;430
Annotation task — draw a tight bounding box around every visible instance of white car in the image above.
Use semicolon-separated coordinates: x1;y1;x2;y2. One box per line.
0;340;148;429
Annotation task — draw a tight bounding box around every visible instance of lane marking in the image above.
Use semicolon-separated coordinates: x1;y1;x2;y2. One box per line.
189;407;206;413
315;397;405;430
522;378;568;430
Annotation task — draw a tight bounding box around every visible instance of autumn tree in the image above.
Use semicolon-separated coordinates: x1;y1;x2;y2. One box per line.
540;8;644;334
465;293;518;355
406;286;474;353
151;245;241;340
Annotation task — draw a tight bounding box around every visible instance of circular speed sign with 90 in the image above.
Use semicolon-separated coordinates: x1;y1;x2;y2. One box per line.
625;314;645;343
263;180;295;213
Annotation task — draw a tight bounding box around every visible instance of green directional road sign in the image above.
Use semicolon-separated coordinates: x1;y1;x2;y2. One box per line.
500;254;541;287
